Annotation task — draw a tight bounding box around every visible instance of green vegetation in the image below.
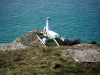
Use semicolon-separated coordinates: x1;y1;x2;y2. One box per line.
0;45;100;75
55;38;65;46
46;39;57;47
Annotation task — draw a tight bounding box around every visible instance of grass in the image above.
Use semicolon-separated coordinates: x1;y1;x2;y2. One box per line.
55;38;65;46
46;39;57;47
0;45;100;75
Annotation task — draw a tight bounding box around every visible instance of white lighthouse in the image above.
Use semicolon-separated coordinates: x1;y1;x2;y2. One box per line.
43;17;61;39
46;17;50;31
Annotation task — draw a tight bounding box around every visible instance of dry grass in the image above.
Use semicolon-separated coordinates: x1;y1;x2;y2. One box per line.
0;45;100;75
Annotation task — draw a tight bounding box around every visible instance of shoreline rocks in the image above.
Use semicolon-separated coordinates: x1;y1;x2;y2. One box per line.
0;43;28;51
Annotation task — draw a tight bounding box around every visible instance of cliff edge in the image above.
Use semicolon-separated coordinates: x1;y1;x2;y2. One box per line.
13;30;45;47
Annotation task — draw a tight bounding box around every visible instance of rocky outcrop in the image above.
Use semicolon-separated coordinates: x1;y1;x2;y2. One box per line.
0;30;46;51
67;49;100;62
0;43;28;51
13;30;45;47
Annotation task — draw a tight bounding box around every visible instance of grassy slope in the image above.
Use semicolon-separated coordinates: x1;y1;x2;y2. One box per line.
0;45;100;75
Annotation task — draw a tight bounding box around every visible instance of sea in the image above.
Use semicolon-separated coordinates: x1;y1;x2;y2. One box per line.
0;0;100;43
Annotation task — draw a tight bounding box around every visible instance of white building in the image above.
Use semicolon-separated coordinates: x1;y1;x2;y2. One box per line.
43;17;61;39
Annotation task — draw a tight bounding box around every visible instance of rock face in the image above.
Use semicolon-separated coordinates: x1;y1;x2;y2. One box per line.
0;43;28;51
0;30;45;51
13;30;45;47
67;49;100;62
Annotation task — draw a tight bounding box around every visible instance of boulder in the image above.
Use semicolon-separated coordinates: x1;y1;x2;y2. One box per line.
67;49;100;62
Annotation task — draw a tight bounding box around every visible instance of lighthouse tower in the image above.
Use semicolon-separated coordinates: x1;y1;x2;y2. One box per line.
43;17;61;39
45;17;50;31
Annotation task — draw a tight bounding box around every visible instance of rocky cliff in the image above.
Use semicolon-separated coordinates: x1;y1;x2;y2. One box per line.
0;30;44;50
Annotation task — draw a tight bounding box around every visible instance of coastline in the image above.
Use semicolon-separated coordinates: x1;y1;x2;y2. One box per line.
0;29;99;51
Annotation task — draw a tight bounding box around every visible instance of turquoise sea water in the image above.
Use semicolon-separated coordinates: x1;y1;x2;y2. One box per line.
0;0;100;43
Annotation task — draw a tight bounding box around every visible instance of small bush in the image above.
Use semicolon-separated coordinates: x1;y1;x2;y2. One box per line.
90;41;97;44
0;59;7;68
53;63;62;69
66;39;81;46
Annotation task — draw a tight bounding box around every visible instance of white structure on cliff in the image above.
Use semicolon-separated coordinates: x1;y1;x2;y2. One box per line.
43;17;61;39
